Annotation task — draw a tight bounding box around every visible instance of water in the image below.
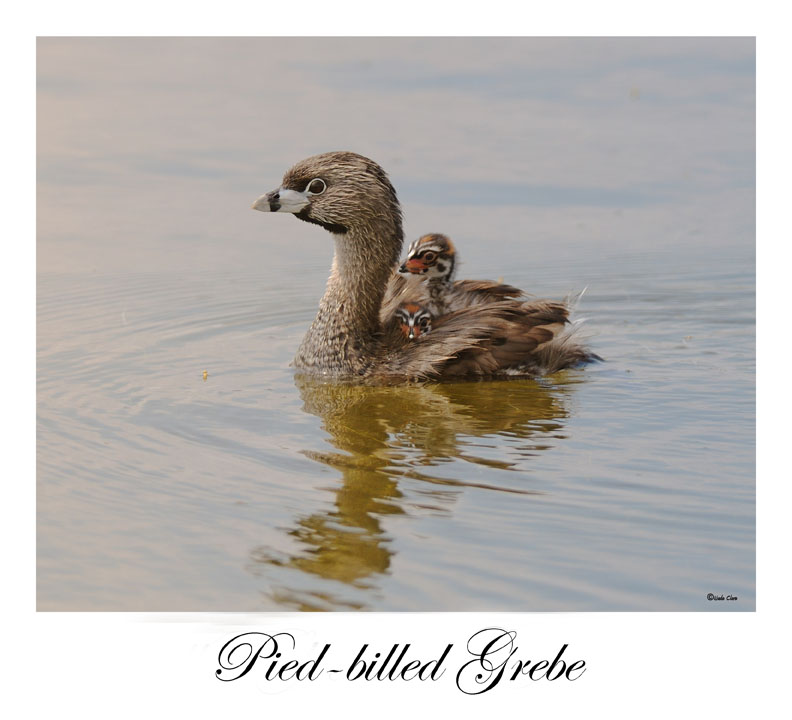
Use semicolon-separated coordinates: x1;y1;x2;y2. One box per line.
37;37;755;611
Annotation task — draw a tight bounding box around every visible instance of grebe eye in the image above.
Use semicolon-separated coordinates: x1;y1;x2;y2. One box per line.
307;178;326;195
423;252;436;261
419;318;429;327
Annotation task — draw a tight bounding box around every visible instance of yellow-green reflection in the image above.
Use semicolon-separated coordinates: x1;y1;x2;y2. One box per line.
251;374;582;610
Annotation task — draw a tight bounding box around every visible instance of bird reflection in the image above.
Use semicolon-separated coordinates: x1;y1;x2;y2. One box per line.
249;373;582;610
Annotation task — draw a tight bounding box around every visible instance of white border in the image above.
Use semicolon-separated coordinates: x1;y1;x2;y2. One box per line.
10;1;786;715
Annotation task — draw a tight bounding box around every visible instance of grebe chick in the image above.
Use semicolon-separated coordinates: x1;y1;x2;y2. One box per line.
400;233;457;282
396;302;433;340
398;233;523;316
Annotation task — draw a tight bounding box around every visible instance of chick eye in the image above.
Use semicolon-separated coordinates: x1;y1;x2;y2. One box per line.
307;178;326;195
419;318;429;327
423;252;436;261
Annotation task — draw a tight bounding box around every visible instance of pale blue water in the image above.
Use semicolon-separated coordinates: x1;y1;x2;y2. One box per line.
37;37;754;611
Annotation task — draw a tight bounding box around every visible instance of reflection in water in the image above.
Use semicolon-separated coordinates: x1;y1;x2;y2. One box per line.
249;374;580;610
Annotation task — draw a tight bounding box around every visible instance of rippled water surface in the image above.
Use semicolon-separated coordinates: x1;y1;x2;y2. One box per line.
37;38;755;610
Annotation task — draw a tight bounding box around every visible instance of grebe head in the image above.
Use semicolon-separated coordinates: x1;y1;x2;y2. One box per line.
399;233;456;282
396;302;433;340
